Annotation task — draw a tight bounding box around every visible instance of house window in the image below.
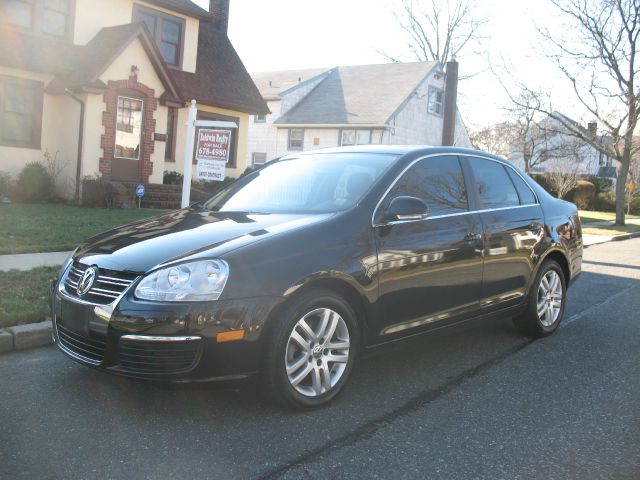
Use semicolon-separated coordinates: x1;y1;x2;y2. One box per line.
43;0;69;36
427;87;444;116
340;129;371;146
5;0;33;28
115;96;144;160
165;107;177;162
254;114;266;123
133;5;184;67
252;152;267;166
288;128;304;150
3;0;72;38
0;75;43;148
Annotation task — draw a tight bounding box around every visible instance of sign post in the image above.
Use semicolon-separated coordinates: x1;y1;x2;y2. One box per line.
180;100;237;208
135;183;145;209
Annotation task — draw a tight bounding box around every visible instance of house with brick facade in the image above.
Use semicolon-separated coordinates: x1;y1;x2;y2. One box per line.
0;0;267;200
247;61;470;167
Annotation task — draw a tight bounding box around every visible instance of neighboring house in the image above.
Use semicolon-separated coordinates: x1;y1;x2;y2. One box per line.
0;0;268;198
247;61;471;167
509;112;618;180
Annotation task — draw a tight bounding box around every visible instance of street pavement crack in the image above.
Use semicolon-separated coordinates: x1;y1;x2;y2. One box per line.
258;339;535;480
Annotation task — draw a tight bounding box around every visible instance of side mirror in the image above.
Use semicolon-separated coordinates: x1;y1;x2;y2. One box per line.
383;196;428;222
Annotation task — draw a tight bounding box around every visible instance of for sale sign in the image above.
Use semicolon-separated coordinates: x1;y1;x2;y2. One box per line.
195;129;232;163
196;160;226;181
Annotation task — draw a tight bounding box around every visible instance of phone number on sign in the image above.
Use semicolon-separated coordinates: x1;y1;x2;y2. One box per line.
198;147;228;157
200;171;224;179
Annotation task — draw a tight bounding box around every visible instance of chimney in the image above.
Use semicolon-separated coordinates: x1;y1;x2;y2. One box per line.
209;0;230;34
587;121;597;136
441;61;459;147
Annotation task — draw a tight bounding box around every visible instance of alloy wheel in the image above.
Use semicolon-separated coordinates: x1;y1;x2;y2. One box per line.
285;308;350;397
537;270;563;327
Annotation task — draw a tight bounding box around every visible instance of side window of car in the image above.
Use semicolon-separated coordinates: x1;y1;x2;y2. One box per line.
391;156;468;216
506;167;537;205
469;158;520;209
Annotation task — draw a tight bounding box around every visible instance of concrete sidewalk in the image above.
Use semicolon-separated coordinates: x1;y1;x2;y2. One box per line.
0;251;71;272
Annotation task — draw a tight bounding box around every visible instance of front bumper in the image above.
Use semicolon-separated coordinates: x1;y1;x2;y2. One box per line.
51;276;282;381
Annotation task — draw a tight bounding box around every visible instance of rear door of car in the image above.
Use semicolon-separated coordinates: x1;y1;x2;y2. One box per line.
372;154;484;337
462;156;545;313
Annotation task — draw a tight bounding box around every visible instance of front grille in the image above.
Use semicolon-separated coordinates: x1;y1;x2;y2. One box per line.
117;337;201;375
56;322;106;364
64;262;138;304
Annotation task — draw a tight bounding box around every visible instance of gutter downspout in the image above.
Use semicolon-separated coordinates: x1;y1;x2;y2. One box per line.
65;89;85;205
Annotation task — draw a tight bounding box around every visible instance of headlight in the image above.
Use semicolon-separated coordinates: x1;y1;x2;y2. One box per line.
58;248;77;278
134;259;229;302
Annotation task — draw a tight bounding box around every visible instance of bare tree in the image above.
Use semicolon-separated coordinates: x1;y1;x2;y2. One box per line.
470;122;515;157
543;138;586;198
381;0;487;64
512;0;640;225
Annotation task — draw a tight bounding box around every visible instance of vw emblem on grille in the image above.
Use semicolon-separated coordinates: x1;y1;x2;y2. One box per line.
76;267;98;296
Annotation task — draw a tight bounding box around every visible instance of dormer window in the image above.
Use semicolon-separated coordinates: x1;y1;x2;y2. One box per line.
133;4;184;68
3;0;73;38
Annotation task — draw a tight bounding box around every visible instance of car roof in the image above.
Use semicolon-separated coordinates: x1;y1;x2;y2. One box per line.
286;145;503;159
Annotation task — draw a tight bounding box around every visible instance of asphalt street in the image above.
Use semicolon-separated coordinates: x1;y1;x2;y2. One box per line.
1;238;639;479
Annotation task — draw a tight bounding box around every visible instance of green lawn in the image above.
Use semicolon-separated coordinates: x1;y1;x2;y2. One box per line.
579;210;640;236
579;210;640;223
0;204;168;254
0;266;58;328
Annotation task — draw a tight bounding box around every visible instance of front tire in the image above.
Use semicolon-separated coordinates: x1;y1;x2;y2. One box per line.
513;259;566;338
263;289;359;410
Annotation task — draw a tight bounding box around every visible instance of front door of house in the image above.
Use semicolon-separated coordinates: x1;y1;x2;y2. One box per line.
111;96;144;181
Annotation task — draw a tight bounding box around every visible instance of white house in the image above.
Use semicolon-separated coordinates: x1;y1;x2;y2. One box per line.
247;61;471;167
509;112;618;180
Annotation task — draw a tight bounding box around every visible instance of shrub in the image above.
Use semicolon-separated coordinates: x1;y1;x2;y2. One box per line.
585;176;614;195
567;180;596;209
0;171;13;199
163;170;183;185
592;192;616;212
530;173;556;197
16;162;55;203
82;175;116;208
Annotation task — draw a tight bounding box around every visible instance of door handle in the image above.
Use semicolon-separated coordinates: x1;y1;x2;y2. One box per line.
464;233;482;242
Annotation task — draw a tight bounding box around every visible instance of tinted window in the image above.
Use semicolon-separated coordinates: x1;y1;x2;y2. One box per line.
506;168;537;205
470;158;520;209
391;156;468;216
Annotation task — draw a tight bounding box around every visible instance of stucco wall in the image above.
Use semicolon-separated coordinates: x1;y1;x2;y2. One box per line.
274;128;340;157
74;0;199;73
0;67;80;197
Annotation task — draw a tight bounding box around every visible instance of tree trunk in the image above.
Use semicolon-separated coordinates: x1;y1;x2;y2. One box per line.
615;159;630;226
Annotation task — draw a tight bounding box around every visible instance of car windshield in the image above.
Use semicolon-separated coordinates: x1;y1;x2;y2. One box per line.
201;152;399;214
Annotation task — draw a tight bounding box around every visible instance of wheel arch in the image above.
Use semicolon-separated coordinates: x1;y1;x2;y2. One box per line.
540;249;571;284
264;276;372;349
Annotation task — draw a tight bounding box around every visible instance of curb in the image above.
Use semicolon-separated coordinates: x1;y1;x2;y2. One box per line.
584;230;640;248
0;321;53;354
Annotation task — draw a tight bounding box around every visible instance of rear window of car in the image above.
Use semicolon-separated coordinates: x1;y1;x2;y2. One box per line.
469;158;520;209
506;167;537;205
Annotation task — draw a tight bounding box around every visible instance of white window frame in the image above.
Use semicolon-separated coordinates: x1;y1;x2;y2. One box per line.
340;129;372;146
427;87;444;116
251;152;267;166
254;114;266;123
288;128;304;150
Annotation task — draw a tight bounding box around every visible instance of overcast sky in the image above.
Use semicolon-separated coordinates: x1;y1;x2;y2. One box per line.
194;0;588;132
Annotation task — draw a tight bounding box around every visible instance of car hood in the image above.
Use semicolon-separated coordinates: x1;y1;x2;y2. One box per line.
74;208;333;273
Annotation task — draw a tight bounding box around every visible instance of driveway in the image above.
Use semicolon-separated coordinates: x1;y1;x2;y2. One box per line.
1;239;639;479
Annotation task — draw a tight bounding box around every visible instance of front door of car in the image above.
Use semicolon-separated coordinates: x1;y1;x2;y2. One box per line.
373;155;484;338
463;157;545;312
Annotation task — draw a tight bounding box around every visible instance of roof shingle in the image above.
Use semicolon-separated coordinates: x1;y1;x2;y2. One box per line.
273;62;439;126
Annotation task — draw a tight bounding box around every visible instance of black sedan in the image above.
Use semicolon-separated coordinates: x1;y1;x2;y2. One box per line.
51;146;582;409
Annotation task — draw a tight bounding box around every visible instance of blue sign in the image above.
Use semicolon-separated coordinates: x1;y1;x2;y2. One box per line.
135;184;145;198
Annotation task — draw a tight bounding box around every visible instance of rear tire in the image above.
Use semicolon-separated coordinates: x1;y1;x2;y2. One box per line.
263;289;359;410
513;259;566;338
